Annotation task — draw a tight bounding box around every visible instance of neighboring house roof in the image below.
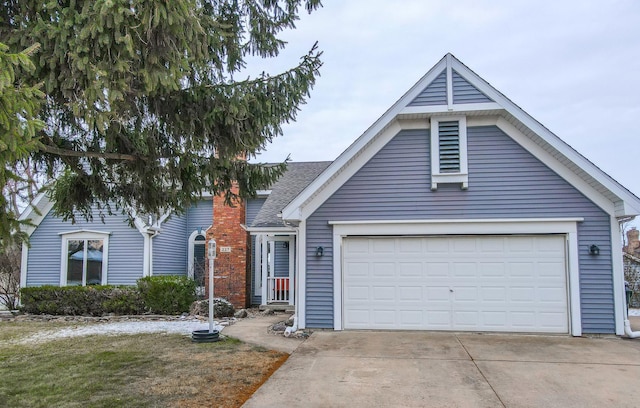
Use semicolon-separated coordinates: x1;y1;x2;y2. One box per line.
281;53;640;222
250;161;331;229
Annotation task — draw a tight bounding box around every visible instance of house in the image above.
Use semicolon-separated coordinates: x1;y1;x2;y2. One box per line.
21;53;640;337
252;54;640;336
19;194;215;290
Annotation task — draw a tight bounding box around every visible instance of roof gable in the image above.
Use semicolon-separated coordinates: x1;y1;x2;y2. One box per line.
249;161;331;229
282;53;640;221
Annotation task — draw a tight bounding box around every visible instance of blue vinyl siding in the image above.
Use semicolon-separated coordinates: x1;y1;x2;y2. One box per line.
27;200;214;285
152;214;188;276
452;70;493;104
306;126;613;333
247;198;267;305
26;208;144;286
186;199;213;235
274;241;290;278
153;200;212;277
408;70;493;106
408;70;447;106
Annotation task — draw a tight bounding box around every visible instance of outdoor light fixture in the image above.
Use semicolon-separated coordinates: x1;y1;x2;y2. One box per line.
315;246;324;257
589;244;600;256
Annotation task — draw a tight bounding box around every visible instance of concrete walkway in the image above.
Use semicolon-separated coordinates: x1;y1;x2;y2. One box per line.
223;313;305;354
230;315;640;408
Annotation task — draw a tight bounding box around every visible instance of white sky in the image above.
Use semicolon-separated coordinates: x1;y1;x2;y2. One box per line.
250;0;640;200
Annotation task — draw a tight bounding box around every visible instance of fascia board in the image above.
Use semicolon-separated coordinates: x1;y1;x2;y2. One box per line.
450;56;640;216
283;120;404;221
18;193;54;237
281;55;450;222
245;226;296;234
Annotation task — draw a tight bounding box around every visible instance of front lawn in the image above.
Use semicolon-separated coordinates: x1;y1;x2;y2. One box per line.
0;322;287;407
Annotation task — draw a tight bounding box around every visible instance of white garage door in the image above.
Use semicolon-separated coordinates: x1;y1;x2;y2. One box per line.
343;235;568;333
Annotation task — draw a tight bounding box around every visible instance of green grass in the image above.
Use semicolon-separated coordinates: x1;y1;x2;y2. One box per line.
0;321;74;342
0;323;287;407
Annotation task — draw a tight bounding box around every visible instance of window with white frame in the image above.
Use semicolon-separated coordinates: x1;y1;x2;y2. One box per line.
430;116;468;190
60;231;110;286
188;231;207;292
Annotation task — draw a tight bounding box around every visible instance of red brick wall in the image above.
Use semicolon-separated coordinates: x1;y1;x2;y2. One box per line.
205;185;248;308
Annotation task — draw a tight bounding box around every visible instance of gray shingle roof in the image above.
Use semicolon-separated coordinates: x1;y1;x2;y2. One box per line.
250;161;331;228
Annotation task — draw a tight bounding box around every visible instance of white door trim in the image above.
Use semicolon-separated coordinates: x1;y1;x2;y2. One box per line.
331;218;582;336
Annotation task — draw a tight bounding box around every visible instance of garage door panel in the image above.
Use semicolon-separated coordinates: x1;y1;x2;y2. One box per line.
372;286;395;301
399;286;422;301
480;263;506;277
343;235;568;333
452;262;477;277
426;262;449;276
345;261;369;277
399;262;422;277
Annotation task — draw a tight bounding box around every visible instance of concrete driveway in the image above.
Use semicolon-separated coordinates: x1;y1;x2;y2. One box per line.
243;330;640;407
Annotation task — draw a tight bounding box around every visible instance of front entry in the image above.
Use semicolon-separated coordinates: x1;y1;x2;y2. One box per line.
253;235;295;305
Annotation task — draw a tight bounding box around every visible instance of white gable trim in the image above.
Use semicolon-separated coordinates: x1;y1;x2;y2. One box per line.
282;121;402;221
282;53;640;223
449;58;640;217
18;193;55;237
282;55;450;221
495;118;616;214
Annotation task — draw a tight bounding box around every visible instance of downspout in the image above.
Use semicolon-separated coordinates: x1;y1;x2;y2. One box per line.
284;221;299;338
284;315;298;337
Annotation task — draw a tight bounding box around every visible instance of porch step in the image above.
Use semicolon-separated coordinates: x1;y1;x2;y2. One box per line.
259;304;295;313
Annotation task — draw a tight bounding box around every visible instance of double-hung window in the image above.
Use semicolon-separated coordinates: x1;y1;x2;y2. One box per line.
430;116;468;190
60;231;110;286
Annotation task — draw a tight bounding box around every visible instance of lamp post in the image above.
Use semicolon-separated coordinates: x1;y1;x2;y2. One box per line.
208;239;217;333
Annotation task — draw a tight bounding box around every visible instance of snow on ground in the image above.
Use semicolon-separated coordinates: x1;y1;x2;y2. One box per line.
12;319;226;345
629;309;640;316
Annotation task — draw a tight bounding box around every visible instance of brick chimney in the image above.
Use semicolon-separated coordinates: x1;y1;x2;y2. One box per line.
206;184;248;308
627;228;640;254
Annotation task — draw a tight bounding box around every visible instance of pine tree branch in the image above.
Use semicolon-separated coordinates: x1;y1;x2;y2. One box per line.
39;144;141;162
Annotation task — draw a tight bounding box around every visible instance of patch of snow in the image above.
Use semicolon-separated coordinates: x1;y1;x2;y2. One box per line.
13;319;226;345
628;309;640;316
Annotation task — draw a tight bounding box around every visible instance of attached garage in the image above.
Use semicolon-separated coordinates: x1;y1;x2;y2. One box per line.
342;235;569;333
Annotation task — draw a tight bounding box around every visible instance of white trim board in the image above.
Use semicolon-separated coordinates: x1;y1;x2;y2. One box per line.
330;218;583;336
282;53;640;224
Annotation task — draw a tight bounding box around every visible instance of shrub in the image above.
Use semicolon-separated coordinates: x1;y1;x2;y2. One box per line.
137;276;196;314
20;286;144;316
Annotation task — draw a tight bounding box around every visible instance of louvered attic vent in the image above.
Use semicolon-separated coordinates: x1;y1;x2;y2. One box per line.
430;116;468;190
438;121;460;173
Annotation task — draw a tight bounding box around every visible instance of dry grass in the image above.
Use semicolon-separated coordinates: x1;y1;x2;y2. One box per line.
0;322;287;407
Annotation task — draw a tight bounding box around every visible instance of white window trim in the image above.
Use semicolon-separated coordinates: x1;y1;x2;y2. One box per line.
59;230;110;286
329;218;583;337
430;116;468;190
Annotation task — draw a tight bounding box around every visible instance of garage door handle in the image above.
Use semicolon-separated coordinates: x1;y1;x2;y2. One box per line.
449;289;453;292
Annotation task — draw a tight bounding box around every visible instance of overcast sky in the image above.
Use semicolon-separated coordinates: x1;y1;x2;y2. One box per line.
250;0;640;200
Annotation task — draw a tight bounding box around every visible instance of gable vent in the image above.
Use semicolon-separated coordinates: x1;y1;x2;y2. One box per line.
438;121;460;172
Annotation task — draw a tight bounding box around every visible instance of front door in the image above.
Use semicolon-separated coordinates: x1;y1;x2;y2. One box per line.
254;235;295;305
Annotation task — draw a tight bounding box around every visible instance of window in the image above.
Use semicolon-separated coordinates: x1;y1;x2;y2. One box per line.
60;231;110;286
430;116;468;190
188;231;207;292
